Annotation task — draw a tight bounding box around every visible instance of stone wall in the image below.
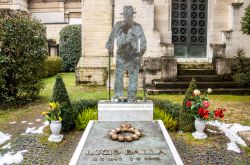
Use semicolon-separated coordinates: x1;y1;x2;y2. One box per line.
0;0;28;11
45;24;68;43
29;1;81;44
225;0;250;58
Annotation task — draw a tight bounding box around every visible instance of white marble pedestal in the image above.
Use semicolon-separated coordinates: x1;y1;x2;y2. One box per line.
48;134;63;143
98;100;153;121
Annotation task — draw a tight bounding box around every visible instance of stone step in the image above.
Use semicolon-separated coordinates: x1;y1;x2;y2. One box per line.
176;75;232;82
147;88;250;95
177;63;213;69
153;81;245;89
178;69;216;75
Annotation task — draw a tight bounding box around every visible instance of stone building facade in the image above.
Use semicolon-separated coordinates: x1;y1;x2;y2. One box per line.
76;0;250;87
0;0;81;56
1;0;250;87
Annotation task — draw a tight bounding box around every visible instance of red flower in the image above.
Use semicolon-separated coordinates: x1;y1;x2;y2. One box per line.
198;107;205;116
198;108;210;119
204;109;209;119
203;101;210;109
186;100;192;108
214;108;226;119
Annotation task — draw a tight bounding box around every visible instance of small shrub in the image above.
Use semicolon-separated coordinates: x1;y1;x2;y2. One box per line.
179;78;197;132
52;76;74;132
75;107;97;130
52;76;71;106
43;56;62;78
59;25;81;72
241;4;250;35
0;10;47;106
154;107;177;131
232;49;250;86
233;72;250;86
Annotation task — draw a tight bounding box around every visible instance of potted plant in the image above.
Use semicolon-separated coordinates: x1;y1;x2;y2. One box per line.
185;88;226;139
42;102;63;142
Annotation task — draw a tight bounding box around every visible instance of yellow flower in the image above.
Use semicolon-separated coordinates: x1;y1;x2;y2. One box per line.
41;111;48;115
49;102;59;110
59;117;62;122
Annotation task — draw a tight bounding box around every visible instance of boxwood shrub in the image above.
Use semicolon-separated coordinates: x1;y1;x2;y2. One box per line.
43;56;62;78
0;10;47;107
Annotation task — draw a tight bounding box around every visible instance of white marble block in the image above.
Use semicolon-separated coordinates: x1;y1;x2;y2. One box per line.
98;100;153;121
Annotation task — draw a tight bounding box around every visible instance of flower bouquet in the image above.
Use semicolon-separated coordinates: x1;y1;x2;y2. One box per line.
41;102;63;142
185;88;226;139
42;102;62;122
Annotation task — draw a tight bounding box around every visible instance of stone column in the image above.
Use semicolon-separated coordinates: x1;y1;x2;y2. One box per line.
76;0;112;85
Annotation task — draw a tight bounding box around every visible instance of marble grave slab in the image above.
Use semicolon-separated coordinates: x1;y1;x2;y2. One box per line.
70;121;183;165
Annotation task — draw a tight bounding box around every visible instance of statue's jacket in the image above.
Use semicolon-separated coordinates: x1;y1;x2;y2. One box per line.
106;20;147;61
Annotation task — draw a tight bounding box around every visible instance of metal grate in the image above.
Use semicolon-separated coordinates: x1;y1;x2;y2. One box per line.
172;0;207;57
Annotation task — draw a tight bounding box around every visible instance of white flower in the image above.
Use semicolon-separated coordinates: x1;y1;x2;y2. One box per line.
193;89;200;96
207;88;212;93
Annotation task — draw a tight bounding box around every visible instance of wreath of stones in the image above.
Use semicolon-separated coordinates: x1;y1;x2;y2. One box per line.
109;123;142;142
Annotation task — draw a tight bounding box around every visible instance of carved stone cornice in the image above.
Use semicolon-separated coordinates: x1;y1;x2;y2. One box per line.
232;3;244;9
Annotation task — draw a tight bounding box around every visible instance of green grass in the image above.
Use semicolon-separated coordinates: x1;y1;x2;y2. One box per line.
40;73;109;101
1;72;250;126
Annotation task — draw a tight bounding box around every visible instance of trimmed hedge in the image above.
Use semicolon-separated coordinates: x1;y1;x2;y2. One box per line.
72;100;98;114
59;25;81;72
152;99;181;120
0;10;47;107
43;56;62;78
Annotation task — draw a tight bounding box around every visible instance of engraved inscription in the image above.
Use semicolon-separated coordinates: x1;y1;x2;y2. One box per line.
0;0;11;4
86;149;167;156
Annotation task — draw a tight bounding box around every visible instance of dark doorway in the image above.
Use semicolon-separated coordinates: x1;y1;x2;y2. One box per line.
172;0;207;58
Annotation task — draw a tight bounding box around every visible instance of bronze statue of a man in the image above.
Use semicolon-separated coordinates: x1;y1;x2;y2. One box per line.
106;5;147;102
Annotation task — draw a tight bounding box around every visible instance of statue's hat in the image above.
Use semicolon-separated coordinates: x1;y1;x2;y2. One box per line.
120;6;137;15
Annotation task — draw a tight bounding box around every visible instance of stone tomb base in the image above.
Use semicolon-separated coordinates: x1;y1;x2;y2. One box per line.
98;100;153;121
69;121;183;165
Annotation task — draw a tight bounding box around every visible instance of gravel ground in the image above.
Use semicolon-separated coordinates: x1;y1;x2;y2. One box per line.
170;130;250;165
0;131;82;165
1;128;249;164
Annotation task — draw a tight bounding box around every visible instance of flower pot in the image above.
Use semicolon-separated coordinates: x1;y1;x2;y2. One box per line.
192;118;207;139
48;120;63;143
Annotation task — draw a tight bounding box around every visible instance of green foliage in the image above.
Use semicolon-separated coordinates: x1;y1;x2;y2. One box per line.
232;49;250;86
241;4;250;35
72;99;98;114
179;78;197;132
75;107;97;130
60;102;76;132
43;56;62;78
154;107;177;131
59;25;81;72
52;76;74;132
52;76;71;106
152;99;181;120
0;10;47;107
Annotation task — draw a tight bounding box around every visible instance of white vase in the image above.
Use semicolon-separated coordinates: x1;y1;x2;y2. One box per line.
48;120;63;143
192;118;207;139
